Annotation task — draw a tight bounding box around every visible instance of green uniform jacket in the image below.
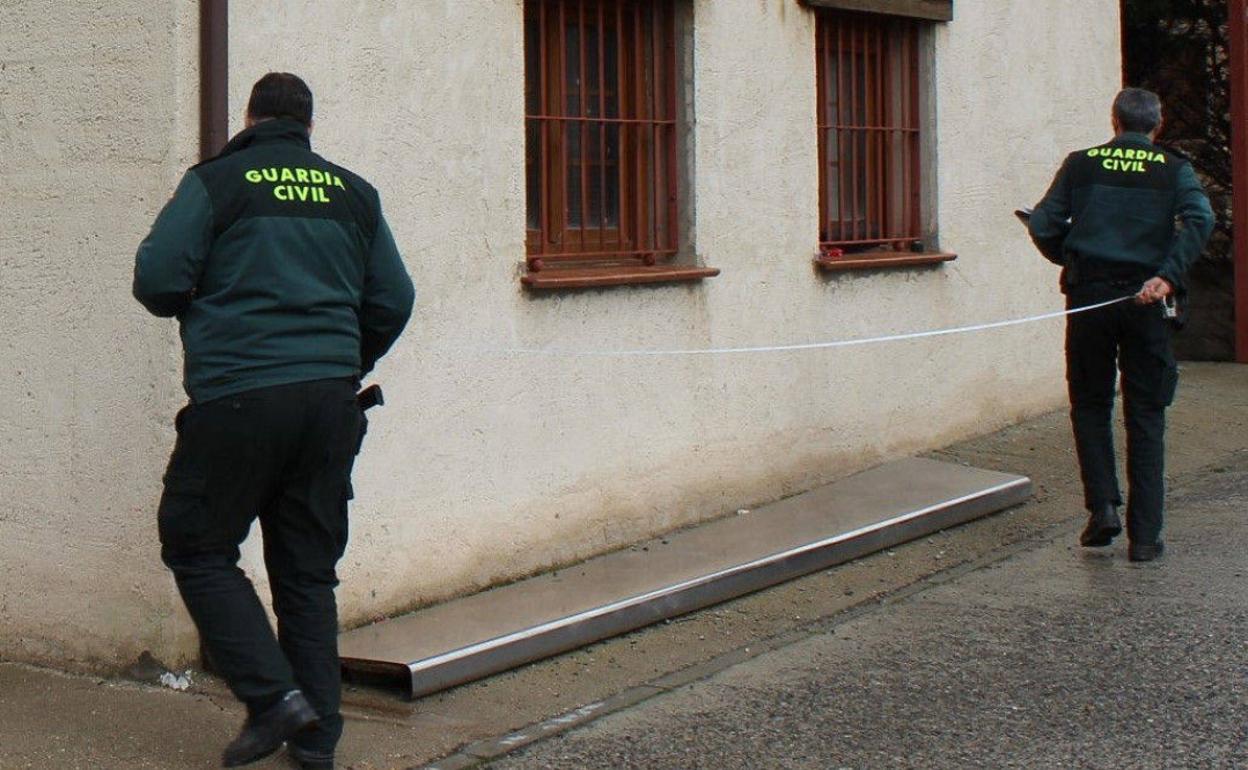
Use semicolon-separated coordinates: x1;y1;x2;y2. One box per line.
1029;132;1214;292
134;120;415;403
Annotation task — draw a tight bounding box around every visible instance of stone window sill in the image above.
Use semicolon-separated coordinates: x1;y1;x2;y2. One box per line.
522;264;720;290
814;250;956;272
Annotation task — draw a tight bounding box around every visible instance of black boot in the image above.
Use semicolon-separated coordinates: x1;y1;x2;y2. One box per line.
222;690;318;767
1128;541;1165;562
1079;503;1122;548
289;743;335;770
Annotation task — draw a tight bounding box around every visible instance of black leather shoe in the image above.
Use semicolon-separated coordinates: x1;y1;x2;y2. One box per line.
288;744;335;770
1129;541;1165;562
1079;504;1122;547
222;690;318;768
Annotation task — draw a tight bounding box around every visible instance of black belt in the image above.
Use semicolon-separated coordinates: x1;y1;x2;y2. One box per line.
1067;258;1152;287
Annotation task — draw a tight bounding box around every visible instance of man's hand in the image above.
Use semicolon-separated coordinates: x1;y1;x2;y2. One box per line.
1135;276;1173;305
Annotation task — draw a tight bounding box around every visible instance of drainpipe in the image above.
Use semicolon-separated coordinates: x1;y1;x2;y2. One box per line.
199;0;228;160
1232;0;1248;362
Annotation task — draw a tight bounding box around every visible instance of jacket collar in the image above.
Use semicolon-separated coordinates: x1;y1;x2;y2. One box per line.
1111;131;1154;147
212;119;311;161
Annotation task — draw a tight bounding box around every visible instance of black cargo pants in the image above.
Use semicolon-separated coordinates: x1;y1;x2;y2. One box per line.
158;377;364;754
1065;281;1178;546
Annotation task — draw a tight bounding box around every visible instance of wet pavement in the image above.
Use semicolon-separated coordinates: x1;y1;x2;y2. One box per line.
488;453;1248;769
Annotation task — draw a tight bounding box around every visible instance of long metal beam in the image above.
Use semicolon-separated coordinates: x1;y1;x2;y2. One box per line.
339;458;1032;699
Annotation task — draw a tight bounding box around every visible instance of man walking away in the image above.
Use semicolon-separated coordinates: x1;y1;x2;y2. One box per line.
133;72;414;768
1029;87;1213;562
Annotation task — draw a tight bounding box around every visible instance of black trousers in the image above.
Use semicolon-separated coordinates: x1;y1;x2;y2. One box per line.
1065;282;1178;546
158;378;364;754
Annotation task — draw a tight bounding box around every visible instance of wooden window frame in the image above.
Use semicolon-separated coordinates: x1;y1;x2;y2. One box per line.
813;8;953;271
524;0;715;289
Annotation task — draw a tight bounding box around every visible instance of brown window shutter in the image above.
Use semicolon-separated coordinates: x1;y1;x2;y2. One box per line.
800;0;952;22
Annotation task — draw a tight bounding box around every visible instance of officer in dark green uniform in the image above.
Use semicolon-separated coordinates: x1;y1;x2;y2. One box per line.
134;73;414;768
1029;87;1212;562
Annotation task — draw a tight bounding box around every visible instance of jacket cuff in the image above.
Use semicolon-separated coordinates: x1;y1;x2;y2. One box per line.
1156;267;1184;294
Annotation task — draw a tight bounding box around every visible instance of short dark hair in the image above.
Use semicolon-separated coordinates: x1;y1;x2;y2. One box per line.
1113;87;1162;134
246;72;313;127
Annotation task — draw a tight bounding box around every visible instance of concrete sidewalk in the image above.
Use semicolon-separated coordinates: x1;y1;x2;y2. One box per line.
1;363;1245;770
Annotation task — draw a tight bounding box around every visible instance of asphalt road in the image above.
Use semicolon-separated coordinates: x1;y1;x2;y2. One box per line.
489;451;1248;770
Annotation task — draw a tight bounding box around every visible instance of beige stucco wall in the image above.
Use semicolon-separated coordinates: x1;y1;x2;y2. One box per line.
226;0;1123;633
0;0;198;667
0;0;1121;668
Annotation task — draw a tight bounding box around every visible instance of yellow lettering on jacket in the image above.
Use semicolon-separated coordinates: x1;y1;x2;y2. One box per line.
246;167;339;204
1102;158;1147;173
1087;147;1167;163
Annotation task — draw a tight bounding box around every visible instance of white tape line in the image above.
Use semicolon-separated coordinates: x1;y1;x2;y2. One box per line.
466;295;1136;358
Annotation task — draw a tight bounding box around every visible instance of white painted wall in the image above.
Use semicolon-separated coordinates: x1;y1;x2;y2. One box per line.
0;0;1121;668
0;0;199;667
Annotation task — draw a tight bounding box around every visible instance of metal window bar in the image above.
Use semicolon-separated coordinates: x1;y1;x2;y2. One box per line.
525;0;678;268
816;10;922;254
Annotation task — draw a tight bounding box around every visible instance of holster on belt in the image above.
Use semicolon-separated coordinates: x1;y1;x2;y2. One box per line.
356;384;384;411
353;384;383;455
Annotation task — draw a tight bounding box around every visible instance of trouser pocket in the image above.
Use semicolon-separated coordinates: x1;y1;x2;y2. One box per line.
1119;300;1177;407
1157;362;1178;407
157;471;210;561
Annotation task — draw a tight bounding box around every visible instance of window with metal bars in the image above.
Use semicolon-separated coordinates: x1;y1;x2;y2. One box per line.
816;9;925;257
524;0;678;272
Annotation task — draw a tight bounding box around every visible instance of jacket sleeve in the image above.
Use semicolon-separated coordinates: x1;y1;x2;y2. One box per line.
1156;162;1215;292
1028;155;1074;266
133;171;214;317
360;212;415;375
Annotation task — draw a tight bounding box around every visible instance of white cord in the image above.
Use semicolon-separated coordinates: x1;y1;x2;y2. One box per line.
472;295;1135;358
